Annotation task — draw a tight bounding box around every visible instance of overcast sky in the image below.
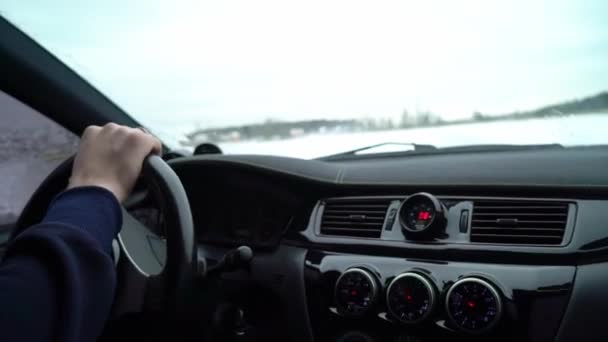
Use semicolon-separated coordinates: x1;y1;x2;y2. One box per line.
3;0;608;137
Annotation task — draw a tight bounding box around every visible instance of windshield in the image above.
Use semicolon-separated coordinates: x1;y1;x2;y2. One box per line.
3;0;608;159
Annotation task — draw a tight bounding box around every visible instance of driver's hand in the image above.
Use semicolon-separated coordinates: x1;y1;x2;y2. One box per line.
68;123;162;202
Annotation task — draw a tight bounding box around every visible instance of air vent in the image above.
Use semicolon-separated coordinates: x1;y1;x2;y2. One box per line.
320;198;391;238
471;200;569;245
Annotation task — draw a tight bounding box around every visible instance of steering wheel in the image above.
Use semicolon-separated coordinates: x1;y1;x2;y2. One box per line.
12;155;197;315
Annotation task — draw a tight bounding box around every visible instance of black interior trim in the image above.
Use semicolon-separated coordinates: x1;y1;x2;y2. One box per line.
171;151;608;195
555;263;608;341
171;156;608;267
251;246;314;342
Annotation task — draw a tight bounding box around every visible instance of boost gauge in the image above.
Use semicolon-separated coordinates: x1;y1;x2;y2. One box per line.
386;272;437;324
446;277;503;333
399;193;446;237
334;268;379;316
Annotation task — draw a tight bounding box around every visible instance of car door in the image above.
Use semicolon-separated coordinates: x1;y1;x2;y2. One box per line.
0;90;78;257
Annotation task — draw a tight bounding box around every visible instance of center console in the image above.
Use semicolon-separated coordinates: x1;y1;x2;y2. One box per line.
300;193;579;341
304;251;574;342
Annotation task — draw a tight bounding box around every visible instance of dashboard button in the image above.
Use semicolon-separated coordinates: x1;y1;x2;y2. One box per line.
385;208;398;231
459;210;470;233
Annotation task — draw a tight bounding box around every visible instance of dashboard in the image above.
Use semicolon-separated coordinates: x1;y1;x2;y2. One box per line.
165;146;608;342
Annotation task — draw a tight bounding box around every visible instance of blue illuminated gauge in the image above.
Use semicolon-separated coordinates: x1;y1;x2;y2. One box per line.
445;277;503;334
386;272;437;324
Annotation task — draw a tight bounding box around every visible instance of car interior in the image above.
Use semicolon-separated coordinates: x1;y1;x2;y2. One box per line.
1;9;608;342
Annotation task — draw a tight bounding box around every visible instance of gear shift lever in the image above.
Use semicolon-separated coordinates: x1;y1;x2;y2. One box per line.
205;246;253;277
203;246;254;341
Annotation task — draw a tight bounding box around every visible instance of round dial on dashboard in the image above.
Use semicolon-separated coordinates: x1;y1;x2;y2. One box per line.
398;193;446;236
386;272;437;324
445;277;503;334
335;268;379;316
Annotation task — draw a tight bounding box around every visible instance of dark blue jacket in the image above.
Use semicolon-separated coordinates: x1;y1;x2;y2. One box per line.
0;187;121;341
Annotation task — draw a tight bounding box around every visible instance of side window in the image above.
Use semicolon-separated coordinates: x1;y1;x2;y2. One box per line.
0;91;79;235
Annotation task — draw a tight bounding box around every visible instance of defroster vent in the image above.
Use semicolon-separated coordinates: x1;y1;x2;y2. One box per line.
320;198;391;238
471;199;570;245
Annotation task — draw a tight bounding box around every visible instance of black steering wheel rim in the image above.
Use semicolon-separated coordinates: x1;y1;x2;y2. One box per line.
13;155;197;314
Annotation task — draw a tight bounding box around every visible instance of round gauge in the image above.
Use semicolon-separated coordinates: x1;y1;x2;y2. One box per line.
335;268;379;316
398;193;446;236
386;272;436;324
445;277;503;334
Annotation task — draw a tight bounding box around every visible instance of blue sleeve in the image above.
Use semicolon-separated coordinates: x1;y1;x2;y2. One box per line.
0;186;122;342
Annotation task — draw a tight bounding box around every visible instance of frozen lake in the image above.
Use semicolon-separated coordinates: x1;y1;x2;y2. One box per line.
1;113;607;225
217;113;608;159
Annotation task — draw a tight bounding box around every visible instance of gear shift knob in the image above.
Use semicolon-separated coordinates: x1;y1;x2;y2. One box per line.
206;246;253;276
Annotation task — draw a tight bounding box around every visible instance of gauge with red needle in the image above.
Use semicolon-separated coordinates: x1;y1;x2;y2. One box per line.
386;272;437;324
334;268;379;316
446;277;503;333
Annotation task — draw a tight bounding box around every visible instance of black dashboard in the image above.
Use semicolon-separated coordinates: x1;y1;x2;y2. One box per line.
167;146;608;342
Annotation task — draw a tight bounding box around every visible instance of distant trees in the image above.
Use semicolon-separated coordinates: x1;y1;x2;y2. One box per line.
400;109;441;127
527;92;608;117
400;110;411;128
473;91;608;122
185;119;365;144
472;111;484;121
183;91;608;146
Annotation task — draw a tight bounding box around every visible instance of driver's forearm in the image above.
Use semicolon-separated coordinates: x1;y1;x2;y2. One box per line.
42;186;122;254
0;187;121;342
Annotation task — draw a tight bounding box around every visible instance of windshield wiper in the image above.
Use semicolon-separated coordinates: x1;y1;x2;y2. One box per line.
318;143;563;161
318;142;437;161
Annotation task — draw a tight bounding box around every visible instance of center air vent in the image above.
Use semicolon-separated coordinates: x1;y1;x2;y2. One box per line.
471;200;570;245
320;198;391;238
